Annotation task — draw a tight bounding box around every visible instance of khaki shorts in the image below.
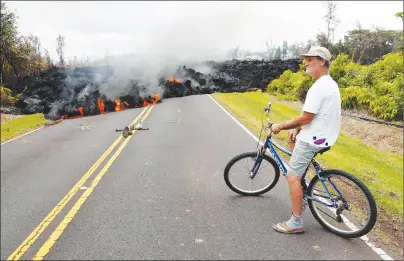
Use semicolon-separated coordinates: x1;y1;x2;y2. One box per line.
288;139;322;177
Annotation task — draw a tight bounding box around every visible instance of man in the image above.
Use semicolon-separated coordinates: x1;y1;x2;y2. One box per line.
270;46;341;234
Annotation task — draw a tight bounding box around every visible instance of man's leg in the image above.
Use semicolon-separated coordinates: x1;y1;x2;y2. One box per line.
288;132;303;217
288;132;312;217
287;175;303;217
273;140;316;234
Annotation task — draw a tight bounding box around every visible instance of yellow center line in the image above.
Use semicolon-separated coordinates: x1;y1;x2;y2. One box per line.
6;106;149;261
32;104;155;260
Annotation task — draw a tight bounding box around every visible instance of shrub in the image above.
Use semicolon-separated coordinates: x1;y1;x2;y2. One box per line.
1;85;17;106
369;94;400;120
267;70;314;101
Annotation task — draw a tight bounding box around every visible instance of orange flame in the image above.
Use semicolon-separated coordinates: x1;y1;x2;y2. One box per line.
97;98;105;114
152;93;160;104
168;75;182;83
142;93;160;107
115;99;121;111
142;99;150;107
77;106;84;117
115;99;128;111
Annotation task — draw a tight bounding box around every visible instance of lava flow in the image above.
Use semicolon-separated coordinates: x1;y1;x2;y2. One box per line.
55;93;161;120
60;106;85;119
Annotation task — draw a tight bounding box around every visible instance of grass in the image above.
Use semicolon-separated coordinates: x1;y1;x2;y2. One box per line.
1;113;46;143
212;90;403;222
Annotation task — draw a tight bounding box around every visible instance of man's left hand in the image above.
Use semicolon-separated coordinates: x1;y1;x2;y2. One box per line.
271;123;283;134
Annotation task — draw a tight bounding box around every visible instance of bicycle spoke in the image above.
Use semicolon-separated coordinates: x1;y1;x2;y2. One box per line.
244;176;249;191
256;176;267;187
231;167;250;174
313;189;339;198
315;206;339;222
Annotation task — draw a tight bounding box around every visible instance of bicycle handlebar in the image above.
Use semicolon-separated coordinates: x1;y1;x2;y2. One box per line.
262;101;273;133
263;102;272;113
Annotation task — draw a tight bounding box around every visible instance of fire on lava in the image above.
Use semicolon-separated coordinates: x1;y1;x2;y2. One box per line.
168;75;182;84
56;94;161;120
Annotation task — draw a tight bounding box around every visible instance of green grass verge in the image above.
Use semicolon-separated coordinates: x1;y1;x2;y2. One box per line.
212;91;403;222
1;113;46;143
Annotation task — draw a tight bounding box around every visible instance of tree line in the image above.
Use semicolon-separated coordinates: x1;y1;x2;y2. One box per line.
233;2;403;64
0;2;82;95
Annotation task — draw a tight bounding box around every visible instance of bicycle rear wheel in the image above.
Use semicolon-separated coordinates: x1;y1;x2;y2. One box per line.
307;169;377;238
224;152;280;196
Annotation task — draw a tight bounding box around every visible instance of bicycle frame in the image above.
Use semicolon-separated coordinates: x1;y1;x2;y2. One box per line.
251;103;342;208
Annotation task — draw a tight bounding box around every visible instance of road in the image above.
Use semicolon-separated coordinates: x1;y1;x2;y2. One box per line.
1;94;382;260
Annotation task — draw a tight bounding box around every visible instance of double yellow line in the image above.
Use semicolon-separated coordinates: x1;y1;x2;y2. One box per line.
7;105;155;261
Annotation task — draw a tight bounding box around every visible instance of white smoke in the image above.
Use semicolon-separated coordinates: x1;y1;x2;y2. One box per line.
59;1;265;101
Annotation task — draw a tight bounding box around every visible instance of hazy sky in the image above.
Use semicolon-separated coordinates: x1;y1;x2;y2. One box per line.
5;1;403;62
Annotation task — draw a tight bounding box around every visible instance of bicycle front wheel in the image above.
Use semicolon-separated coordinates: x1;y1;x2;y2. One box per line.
307;169;377;238
224;152;280;196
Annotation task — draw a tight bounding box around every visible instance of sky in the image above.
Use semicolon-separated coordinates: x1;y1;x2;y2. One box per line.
4;1;403;63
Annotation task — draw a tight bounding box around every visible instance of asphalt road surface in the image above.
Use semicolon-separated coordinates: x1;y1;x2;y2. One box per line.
1;94;383;260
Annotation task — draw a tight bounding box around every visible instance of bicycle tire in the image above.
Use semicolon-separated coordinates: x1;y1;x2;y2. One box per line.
224;152;280;196
307;169;377;238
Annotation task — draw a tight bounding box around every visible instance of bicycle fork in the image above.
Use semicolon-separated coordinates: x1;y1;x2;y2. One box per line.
250;145;267;179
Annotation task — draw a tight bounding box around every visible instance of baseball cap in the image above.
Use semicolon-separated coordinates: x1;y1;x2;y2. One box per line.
301;46;331;61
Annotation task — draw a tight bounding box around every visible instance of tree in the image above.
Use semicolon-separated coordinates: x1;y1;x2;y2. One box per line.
282;41;288;59
289;41;306;58
315;32;329;47
56;34;65;67
0;3;49;94
16;34;46;76
342;27;402;64
231;45;240;59
0;2;19;86
274;46;282;60
265;40;276;60
321;1;340;48
43;49;53;68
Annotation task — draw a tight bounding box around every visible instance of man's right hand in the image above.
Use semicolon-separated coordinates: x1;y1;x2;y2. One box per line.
288;128;301;143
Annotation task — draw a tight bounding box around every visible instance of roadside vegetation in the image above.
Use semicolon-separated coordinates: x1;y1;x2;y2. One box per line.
1;113;46;143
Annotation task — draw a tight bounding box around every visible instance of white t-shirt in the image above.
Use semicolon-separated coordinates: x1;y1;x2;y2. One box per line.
296;75;341;147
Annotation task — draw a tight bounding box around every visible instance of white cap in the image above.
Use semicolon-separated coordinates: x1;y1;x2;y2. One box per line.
301;46;332;61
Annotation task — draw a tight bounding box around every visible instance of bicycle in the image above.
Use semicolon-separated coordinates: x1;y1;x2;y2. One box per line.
223;102;377;238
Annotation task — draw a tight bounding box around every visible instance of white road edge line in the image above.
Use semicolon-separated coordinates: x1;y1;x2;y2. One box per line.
0;126;44;146
207;93;394;261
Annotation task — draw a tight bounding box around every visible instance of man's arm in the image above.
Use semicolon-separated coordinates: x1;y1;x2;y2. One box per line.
273;111;316;132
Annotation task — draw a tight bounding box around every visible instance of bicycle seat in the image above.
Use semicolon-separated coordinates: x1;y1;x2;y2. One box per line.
317;147;330;155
